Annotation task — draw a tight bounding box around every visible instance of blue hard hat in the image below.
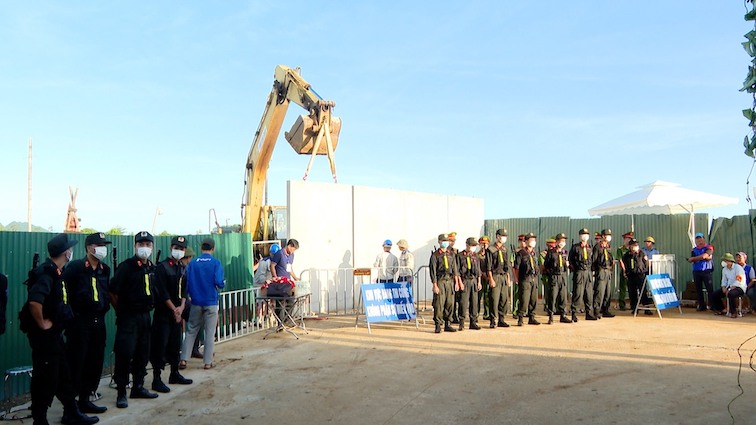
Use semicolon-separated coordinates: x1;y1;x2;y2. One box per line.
269;243;281;255
383;239;392;246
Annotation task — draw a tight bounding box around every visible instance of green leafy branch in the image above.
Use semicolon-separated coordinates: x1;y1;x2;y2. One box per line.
741;1;756;157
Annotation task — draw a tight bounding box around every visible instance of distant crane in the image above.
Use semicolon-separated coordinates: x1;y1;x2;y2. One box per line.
64;186;80;233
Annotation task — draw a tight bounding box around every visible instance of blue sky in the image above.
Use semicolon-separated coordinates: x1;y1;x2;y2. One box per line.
0;1;752;235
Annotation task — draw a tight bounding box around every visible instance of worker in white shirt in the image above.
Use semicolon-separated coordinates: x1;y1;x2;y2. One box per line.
712;253;747;318
374;240;399;283
396;239;415;283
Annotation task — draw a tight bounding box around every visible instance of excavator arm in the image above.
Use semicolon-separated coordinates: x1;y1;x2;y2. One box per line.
241;65;341;237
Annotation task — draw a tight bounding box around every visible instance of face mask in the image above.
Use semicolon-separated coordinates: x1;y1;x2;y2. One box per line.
580;234;589;242
137;246;152;260
440;241;450;249
468;246;478;253
498;236;507;244
93;246;108;261
528;240;537;248
721;261;728;268
632;246;639;252
605;236;612;243
558;241;566;249
65;249;73;262
171;249;185;260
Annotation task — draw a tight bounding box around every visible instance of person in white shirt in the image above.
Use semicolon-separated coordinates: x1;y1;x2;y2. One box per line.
374;240;398;283
712;252;747;318
253;244;281;289
396;239;415;283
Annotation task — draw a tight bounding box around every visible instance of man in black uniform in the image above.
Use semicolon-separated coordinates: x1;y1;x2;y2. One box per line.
514;233;540;326
430;233;459;333
448;232;461;324
488;229;511;328
110;231;159;408
62;232;112;415
477;236;492;320
568;228;594;321
622;239;652;314
149;236;193;393
457;237;482;330
543;233;573;324
22;233;99;425
592;229;615;319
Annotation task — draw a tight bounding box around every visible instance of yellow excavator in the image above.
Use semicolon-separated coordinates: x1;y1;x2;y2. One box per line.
241;65;342;239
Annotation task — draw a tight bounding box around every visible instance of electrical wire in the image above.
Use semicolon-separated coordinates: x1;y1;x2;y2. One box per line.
727;331;756;424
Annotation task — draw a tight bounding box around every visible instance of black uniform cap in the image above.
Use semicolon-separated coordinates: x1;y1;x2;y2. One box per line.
171;236;188;248
48;233;78;257
85;232;112;246
135;231;154;243
578;228;589;235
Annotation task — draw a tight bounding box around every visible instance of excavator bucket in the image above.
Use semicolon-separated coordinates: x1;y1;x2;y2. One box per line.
285;114;341;155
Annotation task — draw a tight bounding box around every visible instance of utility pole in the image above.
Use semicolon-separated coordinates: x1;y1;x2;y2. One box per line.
27;137;32;232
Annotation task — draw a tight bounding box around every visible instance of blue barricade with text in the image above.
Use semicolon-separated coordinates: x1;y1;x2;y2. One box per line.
647;273;681;310
361;282;416;323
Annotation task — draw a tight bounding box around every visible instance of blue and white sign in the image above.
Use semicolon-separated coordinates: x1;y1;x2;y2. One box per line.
647;273;681;310
361;282;416;323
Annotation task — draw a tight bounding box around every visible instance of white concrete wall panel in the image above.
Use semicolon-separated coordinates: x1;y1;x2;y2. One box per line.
287;181;484;312
287;180;353;312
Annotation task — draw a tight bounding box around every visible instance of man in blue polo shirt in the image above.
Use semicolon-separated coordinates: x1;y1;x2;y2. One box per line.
270;239;299;281
688;233;714;311
181;238;224;370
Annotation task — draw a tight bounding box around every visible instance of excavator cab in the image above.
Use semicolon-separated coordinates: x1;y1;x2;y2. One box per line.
285;114;341;154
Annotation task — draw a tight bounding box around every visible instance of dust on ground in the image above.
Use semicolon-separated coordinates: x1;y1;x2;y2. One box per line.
36;307;756;424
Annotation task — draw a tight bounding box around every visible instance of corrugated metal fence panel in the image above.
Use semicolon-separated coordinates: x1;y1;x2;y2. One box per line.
538;217;571;245
709;211;756;288
0;231;254;400
485;213;713;292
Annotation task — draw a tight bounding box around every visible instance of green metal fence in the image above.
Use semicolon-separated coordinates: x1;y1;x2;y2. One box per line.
484;213;713;297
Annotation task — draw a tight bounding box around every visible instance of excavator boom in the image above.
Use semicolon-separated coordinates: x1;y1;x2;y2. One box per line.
242;65;341;237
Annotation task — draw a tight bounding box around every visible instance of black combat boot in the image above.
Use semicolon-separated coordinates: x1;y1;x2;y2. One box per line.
470;321;481;330
572;312;578;322
130;384;158;399
560;314;573;323
78;396;107;414
458;320;465;331
151;370;170;393
547;314;554;325
517;316;524;326
443;320;456;332
169;370;193;385
116;387;128;408
61;401;99;424
435;323;442;333
528;316;541;325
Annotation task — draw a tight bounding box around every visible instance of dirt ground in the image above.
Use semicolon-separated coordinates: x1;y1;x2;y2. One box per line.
25;305;756;425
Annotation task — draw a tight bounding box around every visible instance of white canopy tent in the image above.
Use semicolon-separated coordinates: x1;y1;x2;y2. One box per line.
588;181;738;246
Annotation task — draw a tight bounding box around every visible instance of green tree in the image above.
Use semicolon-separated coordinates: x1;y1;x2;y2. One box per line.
79;227;98;234
742;2;756;157
107;226;127;235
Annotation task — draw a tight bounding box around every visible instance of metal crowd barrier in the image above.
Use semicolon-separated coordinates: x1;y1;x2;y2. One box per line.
216;288;270;343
